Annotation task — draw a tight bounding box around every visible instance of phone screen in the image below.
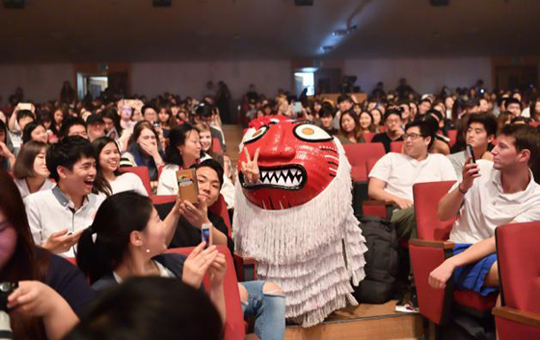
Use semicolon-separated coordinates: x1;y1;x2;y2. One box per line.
201;227;210;248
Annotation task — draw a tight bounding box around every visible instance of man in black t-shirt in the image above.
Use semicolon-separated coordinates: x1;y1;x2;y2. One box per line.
371;109;404;153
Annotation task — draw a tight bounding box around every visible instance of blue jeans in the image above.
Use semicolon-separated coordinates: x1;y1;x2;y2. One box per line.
241;281;285;340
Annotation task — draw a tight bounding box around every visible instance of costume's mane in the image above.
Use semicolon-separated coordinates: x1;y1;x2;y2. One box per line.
233;137;367;326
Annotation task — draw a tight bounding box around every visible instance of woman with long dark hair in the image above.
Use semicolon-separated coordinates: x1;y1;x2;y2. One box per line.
76;192;227;322
0;169;94;340
92;137;147;197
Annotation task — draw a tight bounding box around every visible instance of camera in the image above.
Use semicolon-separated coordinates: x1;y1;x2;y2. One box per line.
0;282;18;311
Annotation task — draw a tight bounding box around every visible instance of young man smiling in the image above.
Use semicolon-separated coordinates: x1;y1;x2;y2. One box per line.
25;136;104;257
447;113;497;177
429;124;540;294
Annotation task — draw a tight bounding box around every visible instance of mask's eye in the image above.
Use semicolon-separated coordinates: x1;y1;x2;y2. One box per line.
294;124;333;142
243;126;269;144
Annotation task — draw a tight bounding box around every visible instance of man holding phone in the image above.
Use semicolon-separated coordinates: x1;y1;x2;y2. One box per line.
429;124;540;293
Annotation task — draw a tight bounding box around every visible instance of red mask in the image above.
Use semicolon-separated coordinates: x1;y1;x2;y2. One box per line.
239;120;339;210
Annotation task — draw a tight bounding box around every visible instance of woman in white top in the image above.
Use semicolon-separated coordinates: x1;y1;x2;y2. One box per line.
13;141;55;198
157;124;201;195
92;137;148;197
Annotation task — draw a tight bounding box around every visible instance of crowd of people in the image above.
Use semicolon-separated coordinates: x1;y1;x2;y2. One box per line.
0;77;539;339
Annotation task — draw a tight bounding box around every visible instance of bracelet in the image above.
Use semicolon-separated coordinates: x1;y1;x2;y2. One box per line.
458;183;468;195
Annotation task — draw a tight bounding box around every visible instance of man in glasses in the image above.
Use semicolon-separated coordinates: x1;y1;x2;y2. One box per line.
371;109;405;153
368;120;457;241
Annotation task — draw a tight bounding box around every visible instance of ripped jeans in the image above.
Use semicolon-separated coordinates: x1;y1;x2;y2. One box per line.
240;281;286;340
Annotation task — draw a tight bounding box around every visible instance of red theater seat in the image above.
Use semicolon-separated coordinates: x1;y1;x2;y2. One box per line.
409;181;497;327
390;141;404;153
119;166;152;196
343;143;385;182
493;221;540;340
447;129;458;147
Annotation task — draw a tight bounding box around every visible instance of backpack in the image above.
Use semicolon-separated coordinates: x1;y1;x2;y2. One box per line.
353;215;399;304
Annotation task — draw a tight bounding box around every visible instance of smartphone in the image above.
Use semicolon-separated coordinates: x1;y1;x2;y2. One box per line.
466;144;476;163
153;121;161;129
18;103;32;111
176;169;199;204
201;223;211;248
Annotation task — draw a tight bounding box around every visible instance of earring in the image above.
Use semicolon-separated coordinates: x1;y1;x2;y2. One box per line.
146;249;150;253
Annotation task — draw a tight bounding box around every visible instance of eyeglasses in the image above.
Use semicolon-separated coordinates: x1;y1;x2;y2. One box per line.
403;133;424;140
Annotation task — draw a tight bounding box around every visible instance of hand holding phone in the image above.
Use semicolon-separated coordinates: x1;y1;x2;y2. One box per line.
201;223;212;249
466;144;476;164
176;169;199;204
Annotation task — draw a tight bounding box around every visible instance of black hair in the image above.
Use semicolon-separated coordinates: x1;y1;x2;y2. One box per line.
16;109;35;123
76;192;153;284
192;159;224;189
319;102;336;118
337;95;352;104
195;102;215;118
383;108;402;122
406;118;436;149
505;97;522;109
467;113;498;137
500;124;540;167
427;109;443;123
46;136;94;182
59;117;87;139
141;104;157;115
22;121;45;144
102;107;123;136
164;123;199;167
64;276;222;340
92;137;122;196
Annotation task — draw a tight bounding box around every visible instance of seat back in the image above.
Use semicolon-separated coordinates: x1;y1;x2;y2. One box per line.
496;221;540;314
447;129;458;147
413;181;456;240
390;141;404;153
362;132;375;143
166;246;245;340
212;137;223;153
150;195;177;205
119;166;152;196
209;194;231;236
343;143;385;183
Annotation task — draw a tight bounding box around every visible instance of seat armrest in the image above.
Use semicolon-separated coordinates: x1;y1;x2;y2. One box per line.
233;252;258;281
410;239;456;249
493;306;540;329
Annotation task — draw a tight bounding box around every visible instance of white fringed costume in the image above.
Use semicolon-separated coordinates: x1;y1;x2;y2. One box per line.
233;138;367;327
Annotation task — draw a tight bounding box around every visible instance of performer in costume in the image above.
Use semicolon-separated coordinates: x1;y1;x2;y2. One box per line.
234;118;367;327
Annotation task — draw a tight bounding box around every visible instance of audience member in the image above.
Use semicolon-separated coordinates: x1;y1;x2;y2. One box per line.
92;137;147;197
155;160;286;340
333;95;354;130
505;97;522;118
369;108;383;127
359;111;377;133
25;136;104;256
430;124;540;294
368;120;457;241
371;109;405;153
447;113;497;177
318;102;338;136
60;117;88;140
0;120;16;171
76;191;227;323
142;105;158;124
86;114;106;142
338;110;364;144
0;169;94;340
13;141;54;198
120;121;164;182
194;103;226;152
22;121;48;144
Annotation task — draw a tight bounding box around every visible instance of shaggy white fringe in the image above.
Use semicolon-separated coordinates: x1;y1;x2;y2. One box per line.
233;138;368;327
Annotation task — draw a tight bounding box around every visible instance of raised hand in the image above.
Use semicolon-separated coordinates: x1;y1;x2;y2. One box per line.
241;147;260;184
182;243;218;288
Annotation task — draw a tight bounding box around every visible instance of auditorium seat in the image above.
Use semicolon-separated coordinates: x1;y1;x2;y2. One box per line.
212;137;223;153
493;221;540;340
362;132;375;143
390;141;404;153
409;181;498;328
343;143;385;182
166;246;246;340
447;129;458;147
119;166;152;196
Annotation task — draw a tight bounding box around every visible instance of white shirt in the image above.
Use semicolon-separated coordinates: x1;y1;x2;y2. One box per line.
14;178;55;199
369;152;458;201
108;172;148;196
157;163;235;209
449;160;540;244
25;186;105;257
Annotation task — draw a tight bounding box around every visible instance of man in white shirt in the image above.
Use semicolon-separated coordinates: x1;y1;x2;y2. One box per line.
369;120;457;240
25;136;104;257
429;124;540;295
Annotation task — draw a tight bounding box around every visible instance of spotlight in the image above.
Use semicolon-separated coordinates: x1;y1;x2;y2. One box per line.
321;45;333;52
